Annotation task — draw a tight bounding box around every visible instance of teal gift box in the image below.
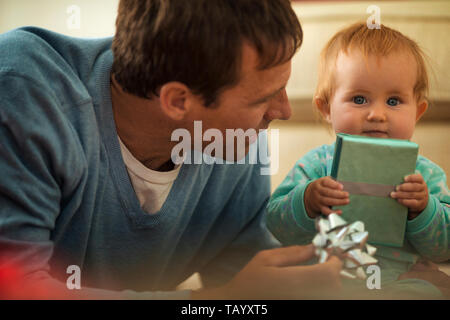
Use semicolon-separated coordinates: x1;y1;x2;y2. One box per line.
331;133;419;247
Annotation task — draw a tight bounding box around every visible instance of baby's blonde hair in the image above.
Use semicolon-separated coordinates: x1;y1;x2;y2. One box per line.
315;22;429;106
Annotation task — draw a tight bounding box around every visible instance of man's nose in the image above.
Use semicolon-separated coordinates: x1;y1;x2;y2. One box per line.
367;102;387;122
264;90;292;122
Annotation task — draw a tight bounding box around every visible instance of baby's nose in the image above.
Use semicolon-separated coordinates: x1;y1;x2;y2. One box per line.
367;104;387;122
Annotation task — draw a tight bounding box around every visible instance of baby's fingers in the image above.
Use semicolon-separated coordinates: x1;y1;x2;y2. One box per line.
321;177;344;190
395;182;424;193
391;191;424;200
320;205;342;216
318;187;349;199
320;196;350;207
404;174;425;183
396;198;422;208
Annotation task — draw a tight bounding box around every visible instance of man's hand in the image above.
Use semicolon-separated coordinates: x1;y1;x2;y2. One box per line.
390;174;428;220
191;245;343;299
304;177;350;218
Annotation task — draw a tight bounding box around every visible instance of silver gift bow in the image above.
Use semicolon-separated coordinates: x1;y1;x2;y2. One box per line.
312;213;378;279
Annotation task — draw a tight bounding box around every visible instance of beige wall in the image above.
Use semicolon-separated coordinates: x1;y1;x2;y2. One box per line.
0;0;118;37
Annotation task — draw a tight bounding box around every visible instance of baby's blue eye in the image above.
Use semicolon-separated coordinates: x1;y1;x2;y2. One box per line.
353;96;367;104
386;97;400;106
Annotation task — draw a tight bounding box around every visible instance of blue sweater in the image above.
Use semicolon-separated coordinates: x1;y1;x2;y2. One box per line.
0;27;277;299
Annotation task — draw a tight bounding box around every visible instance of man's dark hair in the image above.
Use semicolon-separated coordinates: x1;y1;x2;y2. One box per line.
111;0;303;106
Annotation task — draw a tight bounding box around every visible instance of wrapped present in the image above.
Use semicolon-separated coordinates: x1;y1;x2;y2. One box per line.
313;213;378;279
331;133;418;247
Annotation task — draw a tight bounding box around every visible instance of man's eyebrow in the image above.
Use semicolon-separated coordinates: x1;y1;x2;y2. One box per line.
249;86;285;105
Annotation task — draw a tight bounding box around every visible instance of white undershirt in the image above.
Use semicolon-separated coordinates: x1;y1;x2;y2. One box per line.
118;137;182;214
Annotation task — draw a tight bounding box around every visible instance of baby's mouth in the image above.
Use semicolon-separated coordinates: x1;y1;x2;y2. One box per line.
362;130;388;138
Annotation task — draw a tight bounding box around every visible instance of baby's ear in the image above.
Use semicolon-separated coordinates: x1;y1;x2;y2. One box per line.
416;100;428;121
314;97;331;123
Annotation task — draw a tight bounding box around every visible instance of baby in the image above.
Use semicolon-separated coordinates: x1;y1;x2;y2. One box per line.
267;22;450;299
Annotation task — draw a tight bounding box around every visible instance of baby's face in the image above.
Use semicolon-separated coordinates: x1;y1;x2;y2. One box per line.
326;50;425;140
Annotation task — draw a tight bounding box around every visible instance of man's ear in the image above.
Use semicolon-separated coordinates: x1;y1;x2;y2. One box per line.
315;97;331;123
416;100;428;121
159;82;192;121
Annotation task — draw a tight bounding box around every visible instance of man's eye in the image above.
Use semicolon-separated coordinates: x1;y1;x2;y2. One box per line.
352;96;367;104
386;97;400;107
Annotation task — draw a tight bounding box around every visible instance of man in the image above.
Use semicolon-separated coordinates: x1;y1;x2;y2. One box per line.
0;0;342;299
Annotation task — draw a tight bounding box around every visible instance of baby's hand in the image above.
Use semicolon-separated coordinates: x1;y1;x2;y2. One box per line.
304;177;350;218
390;174;429;220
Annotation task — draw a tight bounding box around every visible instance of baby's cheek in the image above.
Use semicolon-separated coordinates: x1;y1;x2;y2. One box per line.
332;111;361;134
391;116;416;140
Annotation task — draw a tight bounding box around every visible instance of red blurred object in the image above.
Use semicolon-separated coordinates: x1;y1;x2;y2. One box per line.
0;263;68;299
0;263;24;299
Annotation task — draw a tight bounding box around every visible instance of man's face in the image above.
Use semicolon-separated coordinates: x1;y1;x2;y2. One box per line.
189;43;292;161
